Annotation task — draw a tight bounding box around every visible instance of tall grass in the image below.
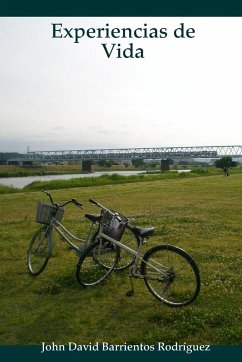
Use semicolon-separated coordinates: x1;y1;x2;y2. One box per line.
23;173;174;191
1;167;240;195
22;169;222;191
0;184;20;194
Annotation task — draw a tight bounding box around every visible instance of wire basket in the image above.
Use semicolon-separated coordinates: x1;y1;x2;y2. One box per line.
100;209;127;241
36;201;64;225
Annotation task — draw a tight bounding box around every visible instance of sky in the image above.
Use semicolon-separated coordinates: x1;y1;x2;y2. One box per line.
0;17;242;153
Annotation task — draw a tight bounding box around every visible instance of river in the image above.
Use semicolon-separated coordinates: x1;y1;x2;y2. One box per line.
0;171;144;189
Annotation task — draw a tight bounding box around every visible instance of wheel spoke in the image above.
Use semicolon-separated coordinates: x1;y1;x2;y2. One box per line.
76;240;119;287
141;245;200;307
27;228;52;276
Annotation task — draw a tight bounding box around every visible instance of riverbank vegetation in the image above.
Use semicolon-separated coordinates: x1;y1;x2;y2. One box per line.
0;173;242;345
22;168;220;192
0;162;224;178
1;166;242;195
0;163;142;177
0;166;231;194
0;164;82;177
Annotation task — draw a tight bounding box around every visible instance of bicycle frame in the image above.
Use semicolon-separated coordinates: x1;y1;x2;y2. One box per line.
73;198;201;306
98;230;166;276
47;216;98;253
87;198;171;278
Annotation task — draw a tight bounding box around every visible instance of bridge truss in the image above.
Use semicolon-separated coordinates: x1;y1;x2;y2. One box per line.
26;145;242;162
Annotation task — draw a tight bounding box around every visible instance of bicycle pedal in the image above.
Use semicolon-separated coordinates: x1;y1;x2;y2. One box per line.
126;290;135;297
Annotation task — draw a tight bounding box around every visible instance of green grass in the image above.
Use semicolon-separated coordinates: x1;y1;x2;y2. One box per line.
0;173;242;345
1;166;240;195
0;166;227;194
23;172;197;191
0;184;20;194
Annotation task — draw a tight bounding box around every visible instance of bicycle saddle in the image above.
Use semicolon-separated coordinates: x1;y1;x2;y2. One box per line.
132;227;155;238
85;213;101;222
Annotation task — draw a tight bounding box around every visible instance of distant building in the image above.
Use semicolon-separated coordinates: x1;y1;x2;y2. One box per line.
7;158;33;166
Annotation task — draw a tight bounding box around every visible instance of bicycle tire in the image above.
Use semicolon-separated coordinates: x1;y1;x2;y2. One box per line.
27;227;53;276
141;244;200;307
76;239;119;287
92;225;139;271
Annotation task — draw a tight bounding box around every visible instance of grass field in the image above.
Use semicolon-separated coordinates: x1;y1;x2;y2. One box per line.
0;173;242;345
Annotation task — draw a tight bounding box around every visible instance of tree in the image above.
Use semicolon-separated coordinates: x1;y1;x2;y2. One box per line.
132;158;144;168
97;159;112;167
215;156;237;176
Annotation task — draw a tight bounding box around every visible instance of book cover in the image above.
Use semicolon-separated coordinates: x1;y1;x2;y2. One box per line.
0;2;241;362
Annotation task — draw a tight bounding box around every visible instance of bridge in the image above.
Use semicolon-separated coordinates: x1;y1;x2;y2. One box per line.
26;145;242;161
26;145;242;172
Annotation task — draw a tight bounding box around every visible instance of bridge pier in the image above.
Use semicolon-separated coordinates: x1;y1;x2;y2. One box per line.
160;160;170;171
81;160;92;173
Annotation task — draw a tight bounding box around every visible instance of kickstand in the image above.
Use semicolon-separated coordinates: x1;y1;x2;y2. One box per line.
126;275;135;297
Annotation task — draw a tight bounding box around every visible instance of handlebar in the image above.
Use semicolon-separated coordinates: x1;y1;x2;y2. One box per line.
42;191;83;209
89;199;98;206
42;191;56;206
89;198;122;222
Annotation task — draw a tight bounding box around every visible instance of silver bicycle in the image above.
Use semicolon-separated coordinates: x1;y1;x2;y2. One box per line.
76;199;201;307
27;191;139;276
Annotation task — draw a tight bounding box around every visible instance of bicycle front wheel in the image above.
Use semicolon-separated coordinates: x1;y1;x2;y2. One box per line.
76;239;119;287
141;245;200;307
27;227;53;276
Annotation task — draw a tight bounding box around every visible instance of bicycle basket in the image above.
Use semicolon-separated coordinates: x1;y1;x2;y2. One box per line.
35;201;64;225
100;209;127;241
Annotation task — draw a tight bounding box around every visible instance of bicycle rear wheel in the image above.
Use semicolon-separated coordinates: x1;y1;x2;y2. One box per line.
27;227;53;276
76;239;119;287
141;245;200;307
92;225;139;271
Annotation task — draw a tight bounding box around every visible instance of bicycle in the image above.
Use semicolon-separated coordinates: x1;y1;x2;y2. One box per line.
76;199;201;307
27;191;139;276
